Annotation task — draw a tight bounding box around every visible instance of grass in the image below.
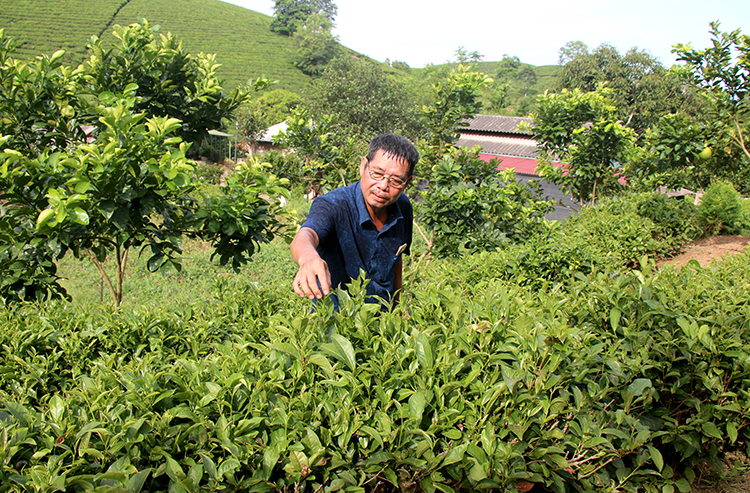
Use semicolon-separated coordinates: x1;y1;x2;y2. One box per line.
58;234;299;307
56;188;311;308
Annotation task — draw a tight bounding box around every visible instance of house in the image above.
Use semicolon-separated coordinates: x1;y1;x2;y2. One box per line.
456;114;558;176
248;121;289;155
456;114;575;219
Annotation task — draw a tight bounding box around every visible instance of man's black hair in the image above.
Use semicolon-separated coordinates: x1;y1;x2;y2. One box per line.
366;134;419;176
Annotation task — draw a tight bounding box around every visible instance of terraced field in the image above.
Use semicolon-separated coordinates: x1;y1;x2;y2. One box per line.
0;0;314;92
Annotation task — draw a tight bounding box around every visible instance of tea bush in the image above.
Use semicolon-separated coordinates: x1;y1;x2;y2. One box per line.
2;248;750;492
195;161;228;185
562;192;702;266
2;187;747;492
698;180;744;236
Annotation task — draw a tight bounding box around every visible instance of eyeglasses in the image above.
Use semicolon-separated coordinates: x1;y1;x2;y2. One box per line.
365;162;409;189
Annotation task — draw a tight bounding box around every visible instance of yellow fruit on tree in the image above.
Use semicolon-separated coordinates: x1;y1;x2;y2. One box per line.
36;208;55;229
698;147;712;160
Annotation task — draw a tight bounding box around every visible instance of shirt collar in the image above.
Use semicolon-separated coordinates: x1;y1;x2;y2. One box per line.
355;181;403;230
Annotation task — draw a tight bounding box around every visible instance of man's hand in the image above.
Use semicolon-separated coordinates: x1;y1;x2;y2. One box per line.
290;227;331;299
293;255;331;299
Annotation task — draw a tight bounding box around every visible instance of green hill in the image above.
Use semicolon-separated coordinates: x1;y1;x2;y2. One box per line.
0;0;315;93
1;0;559;112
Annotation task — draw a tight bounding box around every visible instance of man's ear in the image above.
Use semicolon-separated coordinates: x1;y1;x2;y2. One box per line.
360;156;368;174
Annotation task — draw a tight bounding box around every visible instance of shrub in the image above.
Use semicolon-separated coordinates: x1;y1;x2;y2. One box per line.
261;149;306;187
194;161;227;185
698;180;743;235
416;148;554;258
564;192;701;266
738;198;750;236
3;251;750;492
635;192;701;248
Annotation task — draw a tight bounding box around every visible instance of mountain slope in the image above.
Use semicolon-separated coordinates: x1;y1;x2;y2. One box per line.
0;0;313;93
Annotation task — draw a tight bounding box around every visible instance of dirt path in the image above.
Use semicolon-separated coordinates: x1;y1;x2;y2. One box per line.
657;235;750;268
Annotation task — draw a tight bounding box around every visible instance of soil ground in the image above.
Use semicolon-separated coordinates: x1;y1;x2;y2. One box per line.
656;235;750;268
657;236;750;492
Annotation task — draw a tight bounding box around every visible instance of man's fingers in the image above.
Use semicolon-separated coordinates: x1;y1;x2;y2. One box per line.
294;273;326;299
293;259;331;300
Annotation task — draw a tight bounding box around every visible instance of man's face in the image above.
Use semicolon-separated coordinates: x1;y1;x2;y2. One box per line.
359;149;411;216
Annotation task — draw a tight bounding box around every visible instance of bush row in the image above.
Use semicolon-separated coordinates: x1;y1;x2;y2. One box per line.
2;242;750;492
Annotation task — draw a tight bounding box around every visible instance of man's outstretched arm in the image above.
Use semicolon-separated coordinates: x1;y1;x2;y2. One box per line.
290;227;331;299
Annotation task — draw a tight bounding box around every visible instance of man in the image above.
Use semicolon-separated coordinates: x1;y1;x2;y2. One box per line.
290;133;419;309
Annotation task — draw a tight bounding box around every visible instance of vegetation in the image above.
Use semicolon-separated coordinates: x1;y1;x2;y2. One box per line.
0;0;313;93
418;64;490;169
0;21;289;306
84;20;249;150
292;14;340;76
308;55;422;146
532;86;636;205
415;149;554;259
2;186;750;492
555;42;700;138
270;0;338;36
2;8;750;492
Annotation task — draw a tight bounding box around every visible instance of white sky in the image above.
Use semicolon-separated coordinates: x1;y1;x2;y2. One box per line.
220;0;749;67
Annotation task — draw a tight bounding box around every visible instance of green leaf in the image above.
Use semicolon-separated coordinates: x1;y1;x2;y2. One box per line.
383;468;398;487
409;391;426;420
74;180;91;193
442;429;462;440
469;462;488;482
36;208;55;229
610;307;621;331
415;332;434;368
727;421;738;444
49;394;65;422
100;200;116;220
701;422;723;440
627;378;652;397
675;478;691;492
648;445;664;472
112;206;129;230
218;458;240;479
126;468;151;493
263;448;280;480
360;425;384;449
308;353;334;375
199;453;217;480
320;334;356;371
165;454;186;482
70;207;90;225
442;443;468;466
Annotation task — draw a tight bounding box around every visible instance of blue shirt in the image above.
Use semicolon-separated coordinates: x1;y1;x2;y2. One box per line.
302;181;412;306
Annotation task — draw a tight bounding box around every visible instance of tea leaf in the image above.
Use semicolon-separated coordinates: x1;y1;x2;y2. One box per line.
320;334;356;371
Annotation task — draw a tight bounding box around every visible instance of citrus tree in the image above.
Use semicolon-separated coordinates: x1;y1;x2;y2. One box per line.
0;22;289;305
416;147;554;259
532;86;636;205
0;29;94;157
419;64;490;170
671;21;750;193
1;93;289;306
82;20;247;153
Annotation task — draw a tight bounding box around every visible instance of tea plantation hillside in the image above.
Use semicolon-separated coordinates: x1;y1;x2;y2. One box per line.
0;0;314;92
